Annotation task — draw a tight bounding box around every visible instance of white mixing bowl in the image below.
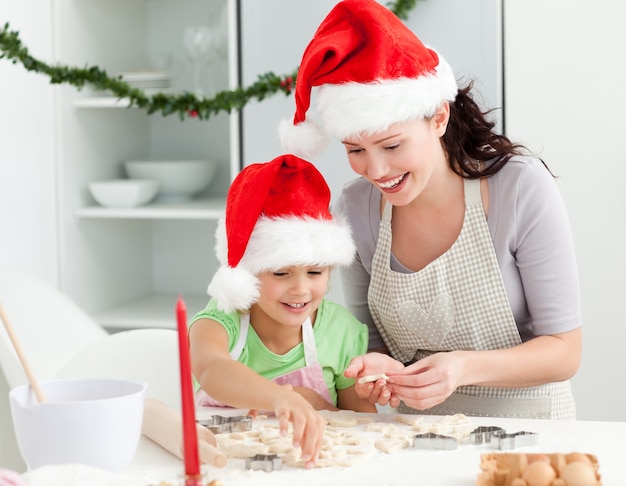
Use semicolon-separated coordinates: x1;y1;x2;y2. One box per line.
9;378;146;472
124;160;218;202
88;179;160;208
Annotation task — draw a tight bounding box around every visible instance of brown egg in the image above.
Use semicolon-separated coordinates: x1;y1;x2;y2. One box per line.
528;454;551;464
559;461;598;486
565;452;592;465
522;460;557;486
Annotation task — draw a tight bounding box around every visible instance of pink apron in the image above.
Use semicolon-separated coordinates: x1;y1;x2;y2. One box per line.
196;314;333;407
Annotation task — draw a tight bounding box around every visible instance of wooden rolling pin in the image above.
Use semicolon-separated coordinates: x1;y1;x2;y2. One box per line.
142;398;227;468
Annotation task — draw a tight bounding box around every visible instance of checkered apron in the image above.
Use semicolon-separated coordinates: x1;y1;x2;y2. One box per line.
368;178;576;419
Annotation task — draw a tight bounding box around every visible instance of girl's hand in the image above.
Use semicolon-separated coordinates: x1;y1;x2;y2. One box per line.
386;352;465;410
343;353;404;407
292;386;338;411
272;385;325;469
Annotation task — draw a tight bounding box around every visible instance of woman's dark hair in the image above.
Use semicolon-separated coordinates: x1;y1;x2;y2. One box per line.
442;80;551;178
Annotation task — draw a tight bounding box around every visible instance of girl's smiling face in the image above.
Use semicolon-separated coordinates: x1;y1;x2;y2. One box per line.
341;104;450;207
253;265;330;329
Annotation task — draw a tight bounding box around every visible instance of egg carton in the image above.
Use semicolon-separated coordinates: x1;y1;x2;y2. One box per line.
477;452;601;486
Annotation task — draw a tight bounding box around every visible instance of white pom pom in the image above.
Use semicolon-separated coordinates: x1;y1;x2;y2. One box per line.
207;266;259;313
278;118;329;159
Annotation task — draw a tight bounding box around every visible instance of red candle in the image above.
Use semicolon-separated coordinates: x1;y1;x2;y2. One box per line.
176;296;202;484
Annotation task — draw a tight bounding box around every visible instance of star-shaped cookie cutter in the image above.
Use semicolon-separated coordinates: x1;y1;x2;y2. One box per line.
489;430;539;450
413;432;458;450
197;414;253;434
468;426;506;444
245;453;283;472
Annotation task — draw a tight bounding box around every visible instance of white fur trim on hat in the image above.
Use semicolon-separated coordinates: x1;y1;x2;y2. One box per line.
278;117;329;160
240;215;354;273
317;56;458;141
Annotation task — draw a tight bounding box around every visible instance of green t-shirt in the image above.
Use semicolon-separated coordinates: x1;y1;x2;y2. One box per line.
190;299;368;406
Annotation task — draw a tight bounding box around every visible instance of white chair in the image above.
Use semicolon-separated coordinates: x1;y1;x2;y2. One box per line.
0;266;109;472
55;328;181;409
0;266;109;389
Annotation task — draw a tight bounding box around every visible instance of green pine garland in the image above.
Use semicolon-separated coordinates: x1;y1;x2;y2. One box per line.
0;1;418;121
387;0;419;20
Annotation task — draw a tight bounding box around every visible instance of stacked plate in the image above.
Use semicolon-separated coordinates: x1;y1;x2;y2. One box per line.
119;70;172;94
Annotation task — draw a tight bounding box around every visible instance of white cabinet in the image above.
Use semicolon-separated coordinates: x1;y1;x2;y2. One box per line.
53;0;241;331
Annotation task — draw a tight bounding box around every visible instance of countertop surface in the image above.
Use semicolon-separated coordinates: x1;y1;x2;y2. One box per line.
21;408;625;485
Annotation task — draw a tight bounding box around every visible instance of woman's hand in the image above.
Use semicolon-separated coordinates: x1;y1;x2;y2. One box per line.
386;351;465;410
386;330;582;410
272;385;325;469
343;353;404;407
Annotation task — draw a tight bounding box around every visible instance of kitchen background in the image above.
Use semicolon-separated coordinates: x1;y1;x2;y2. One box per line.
1;0;625;468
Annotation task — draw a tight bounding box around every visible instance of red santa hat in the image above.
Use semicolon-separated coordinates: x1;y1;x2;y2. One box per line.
207;154;355;312
279;0;458;158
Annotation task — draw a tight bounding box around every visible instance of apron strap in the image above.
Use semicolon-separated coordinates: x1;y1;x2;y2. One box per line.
463;177;482;206
230;313;250;360
232;314;317;365
382;199;392;222
301;317;319;366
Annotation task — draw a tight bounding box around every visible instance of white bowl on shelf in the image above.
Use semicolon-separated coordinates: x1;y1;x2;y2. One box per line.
124;160;218;202
88;179;160;208
9;378;146;471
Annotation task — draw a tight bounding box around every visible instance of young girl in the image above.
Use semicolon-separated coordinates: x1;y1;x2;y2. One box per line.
189;154;375;468
279;0;581;420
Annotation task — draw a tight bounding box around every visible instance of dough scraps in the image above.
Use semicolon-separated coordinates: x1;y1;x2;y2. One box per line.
357;373;390;384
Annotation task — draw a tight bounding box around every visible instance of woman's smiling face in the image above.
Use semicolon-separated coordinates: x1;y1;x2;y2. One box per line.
341;104;450;207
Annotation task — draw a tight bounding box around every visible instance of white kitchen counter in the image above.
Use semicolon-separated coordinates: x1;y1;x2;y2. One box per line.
21;409;625;485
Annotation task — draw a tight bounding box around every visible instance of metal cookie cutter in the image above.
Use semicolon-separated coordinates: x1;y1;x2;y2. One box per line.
197;414;253;434
490;431;539;450
413;432;458;450
469;426;506;445
245;453;283;472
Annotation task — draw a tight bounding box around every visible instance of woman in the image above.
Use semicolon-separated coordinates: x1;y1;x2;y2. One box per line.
279;0;581;419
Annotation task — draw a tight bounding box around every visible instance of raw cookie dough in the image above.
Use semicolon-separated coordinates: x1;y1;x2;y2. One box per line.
318;410;359;427
214;412;479;469
374;437;411;454
396;414;425;427
357;373;390;384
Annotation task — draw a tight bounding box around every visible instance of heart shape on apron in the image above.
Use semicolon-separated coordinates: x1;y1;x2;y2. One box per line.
398;294;455;348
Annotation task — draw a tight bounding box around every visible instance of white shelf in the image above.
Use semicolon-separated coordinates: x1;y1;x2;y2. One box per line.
94;292;209;332
74;94;179;109
75;197;226;220
53;0;237;333
74;97;136;109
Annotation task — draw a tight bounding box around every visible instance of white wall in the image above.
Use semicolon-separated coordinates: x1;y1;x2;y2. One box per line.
0;2;54;470
0;1;58;285
504;1;626;421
